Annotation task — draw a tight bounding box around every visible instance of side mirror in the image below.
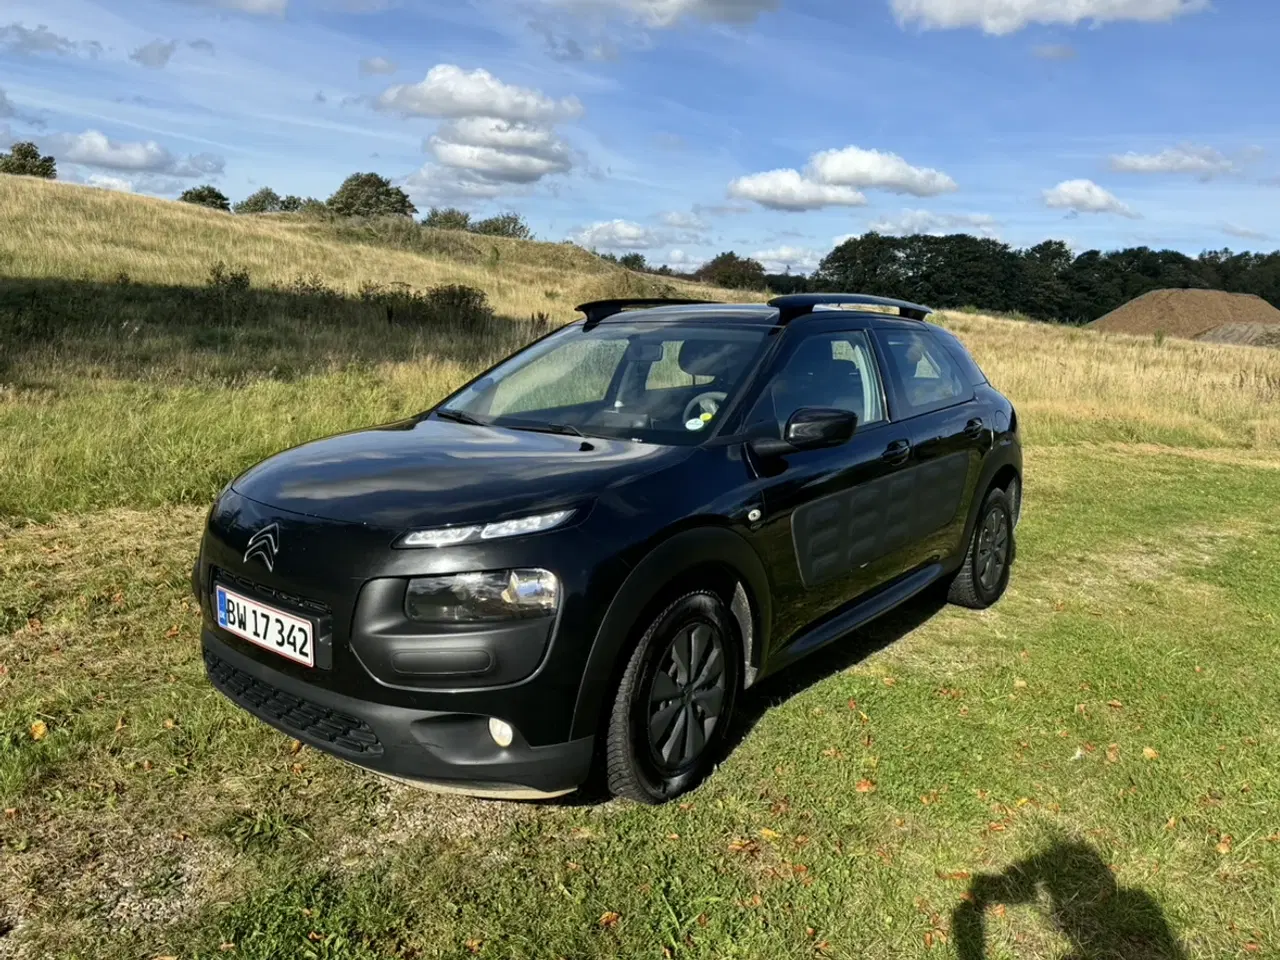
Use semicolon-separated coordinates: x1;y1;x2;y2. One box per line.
749;408;857;458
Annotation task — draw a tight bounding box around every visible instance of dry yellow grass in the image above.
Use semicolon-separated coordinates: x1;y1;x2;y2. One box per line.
939;310;1280;449
0;176;754;322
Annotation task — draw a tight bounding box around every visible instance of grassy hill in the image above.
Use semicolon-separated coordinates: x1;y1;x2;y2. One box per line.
2;175;1280;958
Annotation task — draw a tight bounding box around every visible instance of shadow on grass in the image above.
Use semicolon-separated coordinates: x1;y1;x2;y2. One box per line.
953;838;1187;959
564;590;950;807
0;274;552;384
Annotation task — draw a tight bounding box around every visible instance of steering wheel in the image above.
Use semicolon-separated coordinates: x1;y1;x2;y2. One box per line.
682;391;728;425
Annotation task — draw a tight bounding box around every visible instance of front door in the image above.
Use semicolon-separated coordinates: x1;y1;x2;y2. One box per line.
742;329;918;653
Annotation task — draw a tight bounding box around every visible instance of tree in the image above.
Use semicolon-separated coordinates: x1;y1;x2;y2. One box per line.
0;141;56;179
696;251;767;290
326;172;416;218
422;207;471;231
233;186;282;214
471;212;532;240
618;252;647;271
279;195;305;212
178;184;231;211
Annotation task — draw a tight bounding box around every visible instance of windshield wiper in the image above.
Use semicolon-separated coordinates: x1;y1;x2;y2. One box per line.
435;408;487;426
504;421;588;439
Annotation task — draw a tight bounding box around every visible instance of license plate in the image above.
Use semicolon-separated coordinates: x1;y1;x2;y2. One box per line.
215;584;315;667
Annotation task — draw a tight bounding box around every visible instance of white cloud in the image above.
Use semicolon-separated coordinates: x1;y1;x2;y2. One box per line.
84;173;135;193
806;146;957;197
891;0;1208;35
403;164;505;204
571;219;663;249
205;0;288;14
359;56;397;75
1220;223;1271;242
1108;143;1236;178
0;23;103;57
665;248;702;267
376;65;582;123
46;130;225;178
750;245;821;274
1043;179;1139;218
659;210;709;231
868;209;1000;237
130;39;179;69
728;168;867;211
552;0;778;27
428;117;573;185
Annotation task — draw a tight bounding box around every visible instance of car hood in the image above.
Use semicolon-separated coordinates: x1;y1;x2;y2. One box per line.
231;416;688;530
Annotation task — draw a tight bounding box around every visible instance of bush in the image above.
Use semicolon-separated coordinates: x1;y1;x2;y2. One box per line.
278;195;305;212
234;187;282;214
471;212;532;240
618;253;647;271
422;207;471;231
696;251;766;290
327;173;416;219
0;142;56;179
180;185;231;211
359;282;493;328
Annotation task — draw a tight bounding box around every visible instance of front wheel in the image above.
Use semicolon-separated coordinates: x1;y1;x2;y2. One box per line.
948;487;1015;610
605;591;740;804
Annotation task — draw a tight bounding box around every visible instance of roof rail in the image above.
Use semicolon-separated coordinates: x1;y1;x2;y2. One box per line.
576;298;720;328
768;293;933;324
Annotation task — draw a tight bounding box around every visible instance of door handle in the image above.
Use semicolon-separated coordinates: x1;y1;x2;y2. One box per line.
964;418;985;439
881;439;911;464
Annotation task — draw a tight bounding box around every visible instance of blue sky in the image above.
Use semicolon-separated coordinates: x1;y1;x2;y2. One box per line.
3;0;1278;272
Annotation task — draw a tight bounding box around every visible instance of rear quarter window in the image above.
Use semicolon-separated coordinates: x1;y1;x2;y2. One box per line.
929;326;988;387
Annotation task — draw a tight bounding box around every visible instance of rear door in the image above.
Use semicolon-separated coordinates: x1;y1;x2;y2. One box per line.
873;324;986;569
742;328;919;650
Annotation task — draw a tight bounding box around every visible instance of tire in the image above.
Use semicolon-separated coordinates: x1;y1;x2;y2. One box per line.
948;487;1015;610
605;591;741;804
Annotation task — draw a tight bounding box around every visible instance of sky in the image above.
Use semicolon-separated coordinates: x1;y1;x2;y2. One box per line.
2;0;1279;273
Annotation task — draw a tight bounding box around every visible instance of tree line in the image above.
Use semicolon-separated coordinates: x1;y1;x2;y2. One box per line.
6;139;1279;322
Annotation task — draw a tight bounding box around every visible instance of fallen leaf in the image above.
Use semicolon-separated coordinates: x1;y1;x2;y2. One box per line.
882;676;897;687
678;802;694;812
1106;744;1120;764
1016;797;1031;807
163;718;175;730
568;826;593;839
464;938;483;954
815;940;830;953
142;759;153;771
1165;817;1178;831
165;624;180;639
1107;699;1124;709
759;827;781;841
290;739;304;755
1216;836;1234;854
307;932;323;942
728;838;760;855
936;870;971;881
1143;746;1159;760
3;808;15;819
847;699;858;710
662;948;673;960
1194;666;1203;673
29;720;47;741
821;747;844;759
219;943;236;952
855;779;876;793
1264;833;1280;843
696;913;708;927
858;711;871;724
806;927;816;938
598;911;621;928
115;716;126;733
290;763;304;775
924;931;935;949
1244;944;1260;954
992;904;1006;919
1075;703;1087;715
1013;679;1028;690
666;832;680;840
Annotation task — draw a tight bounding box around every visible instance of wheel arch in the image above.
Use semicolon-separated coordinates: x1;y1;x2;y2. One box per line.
952;443;1023;573
569;524;773;742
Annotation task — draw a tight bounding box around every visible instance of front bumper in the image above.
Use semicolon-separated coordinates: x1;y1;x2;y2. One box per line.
203;629;595;798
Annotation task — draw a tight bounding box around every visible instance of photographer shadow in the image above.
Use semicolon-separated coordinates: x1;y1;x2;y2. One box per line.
953;839;1187;960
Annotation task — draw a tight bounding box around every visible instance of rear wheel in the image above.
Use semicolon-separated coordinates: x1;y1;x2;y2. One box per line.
948;488;1014;610
605;591;740;804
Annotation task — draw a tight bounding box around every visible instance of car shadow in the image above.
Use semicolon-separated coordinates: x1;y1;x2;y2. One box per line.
558;589;949;807
952;837;1188;959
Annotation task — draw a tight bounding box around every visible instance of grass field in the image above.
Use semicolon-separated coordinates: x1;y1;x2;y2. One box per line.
2;178;1279;959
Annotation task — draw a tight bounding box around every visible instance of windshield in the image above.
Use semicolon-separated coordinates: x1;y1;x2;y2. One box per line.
437;321;773;444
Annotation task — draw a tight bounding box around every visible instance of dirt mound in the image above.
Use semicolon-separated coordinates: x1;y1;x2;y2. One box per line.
1090;288;1280;341
1196;322;1280;348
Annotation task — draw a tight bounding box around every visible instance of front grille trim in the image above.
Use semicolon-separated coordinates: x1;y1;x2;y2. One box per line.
211;565;331;616
205;650;383;756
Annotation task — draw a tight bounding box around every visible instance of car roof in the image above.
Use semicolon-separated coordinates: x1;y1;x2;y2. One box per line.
576;293;934;329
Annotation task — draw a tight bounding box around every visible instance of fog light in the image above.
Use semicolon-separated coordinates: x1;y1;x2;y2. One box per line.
488;717;514;748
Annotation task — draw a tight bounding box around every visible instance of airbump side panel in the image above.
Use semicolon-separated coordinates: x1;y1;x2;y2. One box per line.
791;452;968;587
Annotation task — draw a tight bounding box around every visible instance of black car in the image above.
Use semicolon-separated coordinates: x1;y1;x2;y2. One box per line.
195;293;1022;803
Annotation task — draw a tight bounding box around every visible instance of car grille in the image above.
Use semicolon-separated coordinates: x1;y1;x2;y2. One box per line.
205;651;382;756
211;566;331;616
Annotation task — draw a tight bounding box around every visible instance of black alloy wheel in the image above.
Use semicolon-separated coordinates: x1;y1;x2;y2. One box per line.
605;591;740;803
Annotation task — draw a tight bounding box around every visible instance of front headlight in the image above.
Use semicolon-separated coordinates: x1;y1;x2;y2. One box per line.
405;569;560;623
397;509;574;549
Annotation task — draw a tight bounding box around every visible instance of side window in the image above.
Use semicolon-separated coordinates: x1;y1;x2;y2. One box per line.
747;331;886;434
929;326;989;387
876;329;971;418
